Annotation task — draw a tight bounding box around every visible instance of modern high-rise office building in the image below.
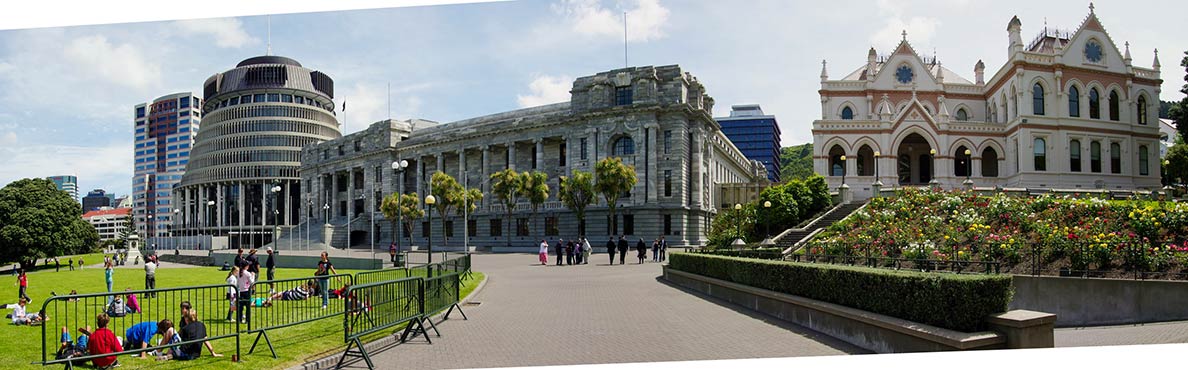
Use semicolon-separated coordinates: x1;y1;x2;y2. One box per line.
47;175;79;201
82;188;113;211
715;105;783;182
174;55;341;249
134;92;201;239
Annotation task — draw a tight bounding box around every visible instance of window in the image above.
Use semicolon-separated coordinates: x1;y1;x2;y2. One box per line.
663;214;672;235
1033;138;1046;171
532;146;538;169
1108;91;1120;121
841;106;854;120
1110;142;1121;174
468;219;477;237
296;96;304;104
623;215;634;236
1070;140;1082;172
337;146;344;155
955;108;968;121
615;86;633;106
516;218;529;236
254;94;266;103
422;221;430;237
559;143;566;166
267;94;280;102
664;170;672;197
955;146;971;177
828;145;845;176
281;94;293;103
1032;83;1045;115
1091;141;1102;173
444;220;454;238
545;217;559;236
489;219;502;237
179;98;189;108
353;140;361;152
1139;146;1149;176
580;138;588;160
136;107;146;118
1089;88;1101;119
613;137;635;156
1137;96;1148;125
664;130;672;154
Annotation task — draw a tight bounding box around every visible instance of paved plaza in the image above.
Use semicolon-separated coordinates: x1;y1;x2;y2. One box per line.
332;253;867;369
1056;321;1188;347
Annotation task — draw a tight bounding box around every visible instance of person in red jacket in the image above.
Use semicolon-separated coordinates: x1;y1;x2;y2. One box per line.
86;313;122;368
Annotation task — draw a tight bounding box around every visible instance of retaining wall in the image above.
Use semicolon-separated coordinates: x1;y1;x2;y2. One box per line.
1010;275;1188;327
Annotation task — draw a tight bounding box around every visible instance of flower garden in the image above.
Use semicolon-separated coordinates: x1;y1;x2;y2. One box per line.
803;188;1188;279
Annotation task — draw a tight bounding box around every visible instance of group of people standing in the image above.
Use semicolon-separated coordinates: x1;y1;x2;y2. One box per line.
538;238;594;265
607;235;668;265
534;235;670;266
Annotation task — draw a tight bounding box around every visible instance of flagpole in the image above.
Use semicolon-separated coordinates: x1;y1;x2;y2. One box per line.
623;11;628;68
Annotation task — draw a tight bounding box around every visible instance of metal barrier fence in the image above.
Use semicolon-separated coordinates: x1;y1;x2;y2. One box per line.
355;268;410;286
336;276;424;369
37;283;240;367
244;273;355;358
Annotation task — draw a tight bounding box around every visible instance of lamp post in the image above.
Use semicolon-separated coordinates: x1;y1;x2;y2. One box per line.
206;200;215;250
840;155;848;186
928;148;940;189
425;194;437;277
963;149;974;190
306;200;312;251
873;151;883;198
762;200;772;243
1163;159;1173;198
360;192;374;262
733;203;743;246
270;185;281;249
173;209;180;250
392;160;408;252
148;212;154;251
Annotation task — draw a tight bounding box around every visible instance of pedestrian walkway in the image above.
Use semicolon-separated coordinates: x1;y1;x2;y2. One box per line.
331;253;865;369
1056;320;1188;347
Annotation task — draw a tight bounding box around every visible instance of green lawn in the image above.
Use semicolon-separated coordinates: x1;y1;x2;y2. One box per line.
3;264;484;369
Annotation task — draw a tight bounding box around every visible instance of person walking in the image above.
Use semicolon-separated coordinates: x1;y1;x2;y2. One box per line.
537;239;549;265
315;252;337;309
55;258;60;272
236;266;255;324
606;237;617;265
554;239;565;266
144;258;157;298
573;239;584;265
16;269;30;302
78;258;84;269
224;267;238;322
582;237;592;265
565;240;576;265
636;238;647;264
389;242;398;268
651;238;660;262
67;258;74;271
265;247;276;293
617;235;629;265
659;236;668;262
247;249;261;275
104;262;114;305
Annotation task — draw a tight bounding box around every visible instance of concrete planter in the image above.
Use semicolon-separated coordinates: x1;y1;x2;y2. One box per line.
1010;275;1188;327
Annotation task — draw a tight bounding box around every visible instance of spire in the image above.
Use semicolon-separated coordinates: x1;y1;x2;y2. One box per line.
902;29;907;41
938;95;951;123
868;47;877;58
935;62;945;84
975;60;986;85
820;59;829;82
266;15;272;56
879;94;893;122
1089;2;1095;14
1154;48;1161;70
911;82;918;100
1123;41;1132;64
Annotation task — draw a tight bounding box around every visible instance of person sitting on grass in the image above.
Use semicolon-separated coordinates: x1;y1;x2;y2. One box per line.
87;314;122;369
56;326;90;360
11;298;46;325
125;289;141;314
123;320;163;358
152;319;182;361
269;281;315;301
105;295;127;318
177;310;221;360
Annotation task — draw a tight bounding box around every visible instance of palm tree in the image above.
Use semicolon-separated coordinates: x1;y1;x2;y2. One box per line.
520;171;550;237
559;169;595;237
595;157;637;236
490;169;521;247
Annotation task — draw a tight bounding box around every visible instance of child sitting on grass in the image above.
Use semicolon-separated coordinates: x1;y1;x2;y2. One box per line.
56;326;90;360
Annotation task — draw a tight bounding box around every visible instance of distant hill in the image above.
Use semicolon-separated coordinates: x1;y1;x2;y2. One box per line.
779;143;815;181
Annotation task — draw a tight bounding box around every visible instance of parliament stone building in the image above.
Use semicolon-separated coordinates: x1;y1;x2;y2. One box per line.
295;65;767;250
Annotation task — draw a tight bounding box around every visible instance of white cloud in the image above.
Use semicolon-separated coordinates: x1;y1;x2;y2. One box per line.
870;0;940;52
0;132;15;145
554;0;670;42
339;82;427;132
173;18;256;48
517;74;572;108
62;35;162;90
0;141;133;195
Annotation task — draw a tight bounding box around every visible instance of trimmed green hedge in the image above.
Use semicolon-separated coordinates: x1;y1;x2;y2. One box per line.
668;252;1013;332
697;248;784;260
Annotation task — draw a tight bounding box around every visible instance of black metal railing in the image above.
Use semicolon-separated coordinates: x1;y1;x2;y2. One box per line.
37;284;240;367
355;268;411;286
336;276;424;369
244;273;354;358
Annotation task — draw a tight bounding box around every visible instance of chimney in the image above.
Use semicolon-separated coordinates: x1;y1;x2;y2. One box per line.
975;60;986;85
1007;16;1023;56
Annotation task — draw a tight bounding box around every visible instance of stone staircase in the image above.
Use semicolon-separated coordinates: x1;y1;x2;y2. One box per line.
775;201;868;256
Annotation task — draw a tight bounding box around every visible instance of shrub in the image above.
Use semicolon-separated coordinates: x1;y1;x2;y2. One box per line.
668;252;1014;332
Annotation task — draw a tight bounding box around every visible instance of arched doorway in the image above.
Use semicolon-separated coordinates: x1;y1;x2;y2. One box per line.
896;133;933;185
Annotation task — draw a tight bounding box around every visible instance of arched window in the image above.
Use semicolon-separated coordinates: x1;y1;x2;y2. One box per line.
956;108;968;121
982;147;999;177
1032;83;1045;115
1108;90;1120;121
1110;142;1121;174
1139;145;1149;176
1033;138;1046;171
1089;88;1101;119
955;146;971;177
1137;96;1148;125
1090;141;1102;173
841;106;854;120
612;136;635;156
1069;86;1081;117
857;145;874;176
1070;140;1082;172
828;145;846;176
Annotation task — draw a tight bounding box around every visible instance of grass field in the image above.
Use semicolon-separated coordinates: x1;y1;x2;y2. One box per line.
2;263;484;369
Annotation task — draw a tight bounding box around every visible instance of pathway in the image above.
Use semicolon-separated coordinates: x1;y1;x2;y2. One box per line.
1056;320;1188;347
331;253;865;369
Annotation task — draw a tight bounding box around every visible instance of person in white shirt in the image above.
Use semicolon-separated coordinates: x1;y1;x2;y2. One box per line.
236;268;255;324
537;240;548;265
144;260;158;298
225;267;238;323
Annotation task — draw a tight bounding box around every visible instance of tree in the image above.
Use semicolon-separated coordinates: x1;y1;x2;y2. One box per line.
430;171;464;240
490;169;522;247
559;169;595;237
757;182;802;237
1172;51;1188;141
779;143;816;181
117;212;134;248
519;171;550;237
594;157;637;236
0;178;98;269
460;188;483;220
1166;137;1188;189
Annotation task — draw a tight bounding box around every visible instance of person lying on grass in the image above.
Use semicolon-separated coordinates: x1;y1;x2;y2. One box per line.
269;280;316;301
11;298;47;325
56;326;90;360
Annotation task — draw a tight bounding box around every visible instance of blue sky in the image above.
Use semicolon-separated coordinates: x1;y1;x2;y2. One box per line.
0;0;1184;199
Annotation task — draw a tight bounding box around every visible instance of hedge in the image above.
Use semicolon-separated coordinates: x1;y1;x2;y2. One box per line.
696;248;784;260
668;252;1013;332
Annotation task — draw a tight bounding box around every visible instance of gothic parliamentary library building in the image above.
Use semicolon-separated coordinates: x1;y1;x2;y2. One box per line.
812;7;1163;199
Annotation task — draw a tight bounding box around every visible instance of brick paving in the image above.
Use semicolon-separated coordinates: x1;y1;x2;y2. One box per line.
332;253;865;369
1056;321;1188;347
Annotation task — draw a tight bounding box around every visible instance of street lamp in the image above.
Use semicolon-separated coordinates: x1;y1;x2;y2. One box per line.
205;200;215;250
148;212;154;251
425;194;437;277
963;148;974;190
173;209;180;250
270;185;281;249
359;192;373;261
873;151;883;198
762;200;772;241
733;203;743;245
392;160;409;253
839;155;847;186
928;148;939;188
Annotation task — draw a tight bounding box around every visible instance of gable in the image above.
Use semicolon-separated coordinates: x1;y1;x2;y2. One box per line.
1056;14;1128;72
871;53;941;91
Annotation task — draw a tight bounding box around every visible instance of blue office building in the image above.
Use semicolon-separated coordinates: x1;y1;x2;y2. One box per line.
715;104;782;182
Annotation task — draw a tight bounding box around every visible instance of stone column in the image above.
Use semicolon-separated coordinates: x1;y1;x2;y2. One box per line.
507;141;516;171
458;149;467;187
415;157;424;200
647;124;659;202
481;145;490;193
534;138;544;171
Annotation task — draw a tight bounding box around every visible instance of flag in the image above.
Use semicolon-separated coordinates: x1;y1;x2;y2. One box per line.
342;99;346;112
